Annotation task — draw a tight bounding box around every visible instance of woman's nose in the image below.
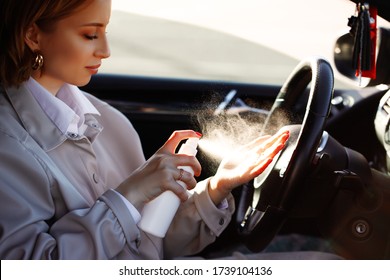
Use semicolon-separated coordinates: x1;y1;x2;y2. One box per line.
95;35;111;59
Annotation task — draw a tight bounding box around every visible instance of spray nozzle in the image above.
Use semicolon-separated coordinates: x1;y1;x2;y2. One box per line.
178;137;199;156
186;137;199;147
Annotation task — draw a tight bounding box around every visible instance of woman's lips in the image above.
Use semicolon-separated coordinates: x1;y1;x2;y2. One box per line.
86;64;101;74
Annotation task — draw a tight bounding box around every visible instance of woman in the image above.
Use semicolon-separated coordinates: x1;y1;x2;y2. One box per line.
0;0;290;259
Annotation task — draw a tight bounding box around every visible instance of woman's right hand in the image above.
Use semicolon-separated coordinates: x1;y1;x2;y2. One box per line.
115;130;202;212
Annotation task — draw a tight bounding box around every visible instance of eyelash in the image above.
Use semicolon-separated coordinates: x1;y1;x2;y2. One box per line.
84;34;98;40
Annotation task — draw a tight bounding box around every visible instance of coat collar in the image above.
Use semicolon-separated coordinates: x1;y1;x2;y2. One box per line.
3;83;102;151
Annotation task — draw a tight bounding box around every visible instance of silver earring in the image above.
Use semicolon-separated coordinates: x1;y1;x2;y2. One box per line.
32;52;44;70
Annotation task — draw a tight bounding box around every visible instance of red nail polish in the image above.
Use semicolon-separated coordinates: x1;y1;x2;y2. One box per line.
195;132;202;137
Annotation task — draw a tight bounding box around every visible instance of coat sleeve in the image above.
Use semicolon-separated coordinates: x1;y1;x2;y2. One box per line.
0;131;141;259
162;178;235;259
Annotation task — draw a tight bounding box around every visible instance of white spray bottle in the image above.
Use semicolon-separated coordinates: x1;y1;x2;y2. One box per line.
138;137;199;238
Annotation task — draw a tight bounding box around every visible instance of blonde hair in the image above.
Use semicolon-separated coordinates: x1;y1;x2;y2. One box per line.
0;0;93;87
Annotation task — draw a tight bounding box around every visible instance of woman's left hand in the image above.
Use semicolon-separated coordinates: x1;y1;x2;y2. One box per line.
208;129;290;205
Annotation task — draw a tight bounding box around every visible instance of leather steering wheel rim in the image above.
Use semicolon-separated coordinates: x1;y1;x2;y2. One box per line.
237;56;334;252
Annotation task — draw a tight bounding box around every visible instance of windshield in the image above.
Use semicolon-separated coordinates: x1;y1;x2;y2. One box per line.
102;0;390;89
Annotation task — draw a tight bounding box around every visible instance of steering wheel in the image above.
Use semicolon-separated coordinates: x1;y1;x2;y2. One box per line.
237;56;334;252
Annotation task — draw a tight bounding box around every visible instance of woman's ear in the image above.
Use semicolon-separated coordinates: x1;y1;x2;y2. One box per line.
24;23;40;51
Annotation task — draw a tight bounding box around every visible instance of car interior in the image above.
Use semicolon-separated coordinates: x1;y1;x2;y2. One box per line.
81;0;390;259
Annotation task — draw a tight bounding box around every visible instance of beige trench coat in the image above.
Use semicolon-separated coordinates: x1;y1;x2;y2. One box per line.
0;84;234;259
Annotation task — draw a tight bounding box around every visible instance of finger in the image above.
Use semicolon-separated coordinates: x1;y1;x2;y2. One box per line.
262;130;290;149
259;142;286;162
164;181;189;202
253;130;289;155
160;130;202;154
167;169;197;201
242;135;272;150
175;168;198;190
250;135;289;175
250;158;273;176
243;130;289;153
176;168;185;181
174;154;202;177
256;131;289;160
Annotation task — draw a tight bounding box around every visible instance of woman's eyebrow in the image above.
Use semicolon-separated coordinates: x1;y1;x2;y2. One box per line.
79;22;106;27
